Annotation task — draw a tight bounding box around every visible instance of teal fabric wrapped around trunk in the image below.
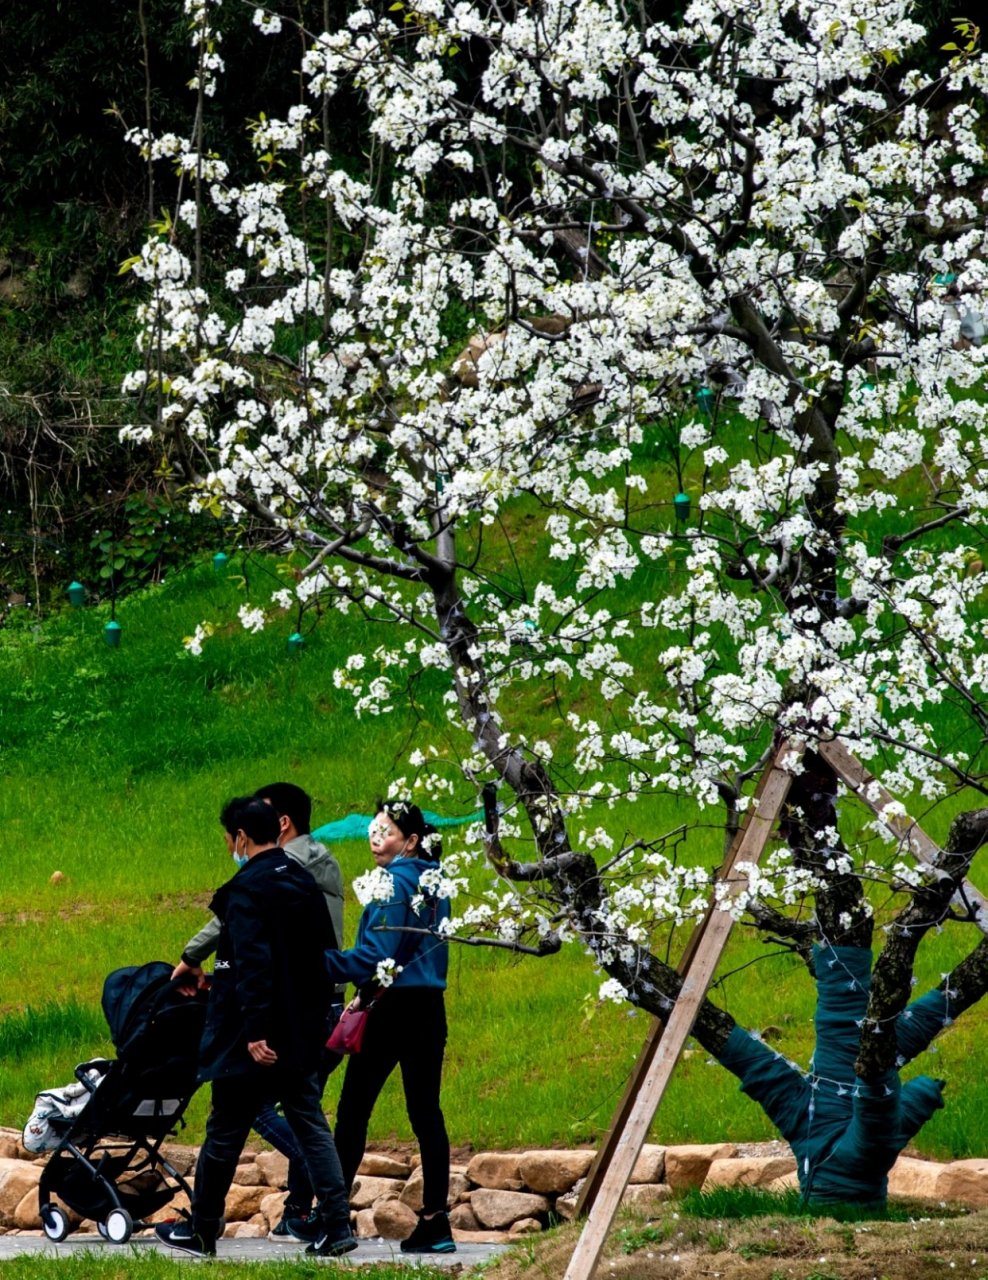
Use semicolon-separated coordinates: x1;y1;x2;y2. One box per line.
718;945;946;1207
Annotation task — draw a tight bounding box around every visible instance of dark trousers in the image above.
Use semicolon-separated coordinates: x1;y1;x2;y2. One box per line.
334;987;450;1215
252;1003;343;1211
193;1066;350;1236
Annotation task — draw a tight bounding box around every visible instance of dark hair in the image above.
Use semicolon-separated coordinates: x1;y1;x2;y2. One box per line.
376;798;441;862
254;781;312;835
220;796;281;846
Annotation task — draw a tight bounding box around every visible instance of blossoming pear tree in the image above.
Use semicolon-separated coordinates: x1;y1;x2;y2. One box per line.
123;0;988;1203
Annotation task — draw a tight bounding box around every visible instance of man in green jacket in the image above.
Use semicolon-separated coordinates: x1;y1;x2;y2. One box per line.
171;782;345;1234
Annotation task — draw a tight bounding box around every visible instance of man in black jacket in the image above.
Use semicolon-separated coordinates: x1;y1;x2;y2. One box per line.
155;797;355;1259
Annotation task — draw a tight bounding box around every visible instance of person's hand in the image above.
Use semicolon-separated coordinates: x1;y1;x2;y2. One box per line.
247;1039;278;1066
171;960;207;996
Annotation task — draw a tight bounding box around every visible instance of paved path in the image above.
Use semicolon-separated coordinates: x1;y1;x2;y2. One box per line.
0;1233;506;1267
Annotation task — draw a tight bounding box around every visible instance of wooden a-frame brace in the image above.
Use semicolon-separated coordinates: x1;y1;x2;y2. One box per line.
563;739;801;1280
565;735;988;1280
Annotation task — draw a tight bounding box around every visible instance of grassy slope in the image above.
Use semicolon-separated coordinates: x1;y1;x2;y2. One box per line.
0;513;985;1159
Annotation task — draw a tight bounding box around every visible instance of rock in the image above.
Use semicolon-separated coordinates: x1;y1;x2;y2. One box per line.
510;1217;543;1234
470;1189;550;1229
466;1152;524;1191
234;1162;266;1186
354;1208;378;1238
764;1172;800;1193
146;1193;191;1223
222;1183;270;1221
399;1167;424;1211
399;1166;469;1211
349;1176;405;1210
226;1222;267;1238
452;1228;514;1244
373;1199;417;1239
621;1183;673;1210
703;1156;796;1189
13;1190;41;1230
358;1153;411;1179
160;1144;198;1177
664;1143;737;1190
0;1163;42;1227
449;1203;480;1232
555;1192;579;1221
887;1156;943;1202
255;1150;289;1189
631;1144;666;1185
0;1133;25;1161
936;1160;988;1207
258;1191;287;1230
518;1150;595;1194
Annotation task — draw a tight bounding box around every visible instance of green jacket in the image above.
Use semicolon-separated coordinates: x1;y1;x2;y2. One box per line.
182;833;345;992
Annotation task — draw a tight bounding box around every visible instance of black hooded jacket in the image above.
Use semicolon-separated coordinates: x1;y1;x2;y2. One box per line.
197;847;336;1082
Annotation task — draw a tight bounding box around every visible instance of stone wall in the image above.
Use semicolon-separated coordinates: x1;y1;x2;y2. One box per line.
2;1128;987;1242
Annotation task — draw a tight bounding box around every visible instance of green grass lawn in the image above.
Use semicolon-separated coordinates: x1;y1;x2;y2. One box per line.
0;542;986;1160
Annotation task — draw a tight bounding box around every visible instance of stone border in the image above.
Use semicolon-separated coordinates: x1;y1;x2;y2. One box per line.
3;1128;986;1243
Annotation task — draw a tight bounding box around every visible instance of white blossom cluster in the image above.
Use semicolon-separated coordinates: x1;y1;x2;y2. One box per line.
122;0;988;983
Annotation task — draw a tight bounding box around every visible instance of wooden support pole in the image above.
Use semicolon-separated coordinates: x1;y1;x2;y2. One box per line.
818;738;988;936
574;748;792;1218
562;742;799;1280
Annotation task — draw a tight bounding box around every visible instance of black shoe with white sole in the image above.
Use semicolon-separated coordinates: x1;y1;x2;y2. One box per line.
305;1227;359;1258
154;1219;217;1257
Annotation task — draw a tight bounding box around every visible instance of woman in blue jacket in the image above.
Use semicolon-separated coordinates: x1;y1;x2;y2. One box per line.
327;801;454;1254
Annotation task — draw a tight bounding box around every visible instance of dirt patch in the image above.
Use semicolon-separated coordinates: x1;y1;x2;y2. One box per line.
483;1201;988;1280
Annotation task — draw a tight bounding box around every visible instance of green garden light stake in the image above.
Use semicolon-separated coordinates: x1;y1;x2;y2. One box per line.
104;620;122;649
67;581;86;608
212;551;229;572
287;631;305;653
673;492;691;522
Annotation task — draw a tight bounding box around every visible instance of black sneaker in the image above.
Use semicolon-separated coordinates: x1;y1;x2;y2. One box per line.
154;1219;217;1257
305;1227;359;1258
400;1211;456;1254
270;1206;312;1239
283;1210;324;1244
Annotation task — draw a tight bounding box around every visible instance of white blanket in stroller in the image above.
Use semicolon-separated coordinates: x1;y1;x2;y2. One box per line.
22;1069;102;1153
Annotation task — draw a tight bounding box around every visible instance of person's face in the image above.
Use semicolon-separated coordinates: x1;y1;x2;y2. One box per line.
224;829;246;863
368;814;414;867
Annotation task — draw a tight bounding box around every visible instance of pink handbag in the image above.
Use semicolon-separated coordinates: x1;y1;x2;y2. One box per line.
326;1004;371;1055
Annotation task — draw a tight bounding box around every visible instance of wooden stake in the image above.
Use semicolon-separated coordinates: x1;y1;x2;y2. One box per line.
818;738;988;937
574;748;792;1217
563;741;799;1280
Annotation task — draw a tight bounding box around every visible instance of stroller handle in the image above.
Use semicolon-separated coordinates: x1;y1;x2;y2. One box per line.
75;1059;114;1093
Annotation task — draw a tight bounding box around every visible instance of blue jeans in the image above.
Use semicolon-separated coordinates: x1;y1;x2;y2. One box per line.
252;1003;343;1212
193;1065;349;1236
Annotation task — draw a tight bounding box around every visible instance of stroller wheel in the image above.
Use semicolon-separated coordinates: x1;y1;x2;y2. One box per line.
103;1207;134;1244
41;1204;71;1243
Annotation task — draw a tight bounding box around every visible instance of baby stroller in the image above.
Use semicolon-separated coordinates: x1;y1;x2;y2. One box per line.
36;961;209;1244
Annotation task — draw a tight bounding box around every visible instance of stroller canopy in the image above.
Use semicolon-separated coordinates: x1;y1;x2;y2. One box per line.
101;961;207;1071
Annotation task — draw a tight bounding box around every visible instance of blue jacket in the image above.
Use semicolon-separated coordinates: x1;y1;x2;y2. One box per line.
326;856;449;991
